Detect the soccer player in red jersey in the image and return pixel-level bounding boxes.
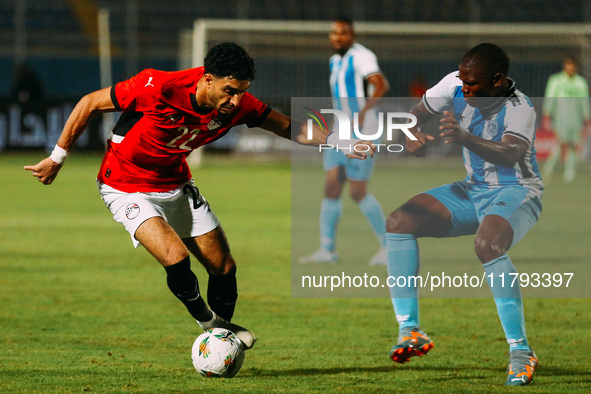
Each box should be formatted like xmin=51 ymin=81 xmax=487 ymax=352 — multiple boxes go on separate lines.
xmin=25 ymin=42 xmax=373 ymax=350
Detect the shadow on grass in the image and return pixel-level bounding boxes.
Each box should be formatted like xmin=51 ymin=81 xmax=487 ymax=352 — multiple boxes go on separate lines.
xmin=243 ymin=364 xmax=591 ymax=381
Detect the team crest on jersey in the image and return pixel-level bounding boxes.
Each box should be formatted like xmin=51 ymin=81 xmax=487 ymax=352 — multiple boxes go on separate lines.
xmin=125 ymin=203 xmax=140 ymax=220
xmin=207 ymin=117 xmax=223 ymax=130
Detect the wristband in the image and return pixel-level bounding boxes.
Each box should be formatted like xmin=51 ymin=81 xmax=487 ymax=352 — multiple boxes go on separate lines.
xmin=49 ymin=145 xmax=69 ymax=165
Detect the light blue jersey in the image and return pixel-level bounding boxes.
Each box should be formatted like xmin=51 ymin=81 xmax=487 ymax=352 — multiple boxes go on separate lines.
xmin=326 ymin=42 xmax=382 ymax=179
xmin=423 ymin=71 xmax=543 ymax=200
xmin=307 ymin=41 xmax=387 ymax=259
xmin=329 ymin=42 xmax=380 ymax=123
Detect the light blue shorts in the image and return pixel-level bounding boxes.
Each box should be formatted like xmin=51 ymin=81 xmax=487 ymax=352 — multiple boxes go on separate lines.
xmin=323 ymin=148 xmax=375 ymax=181
xmin=424 ymin=180 xmax=542 ymax=249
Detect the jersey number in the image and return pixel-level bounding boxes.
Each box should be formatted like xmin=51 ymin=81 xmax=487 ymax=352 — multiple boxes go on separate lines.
xmin=166 ymin=127 xmax=201 ymax=150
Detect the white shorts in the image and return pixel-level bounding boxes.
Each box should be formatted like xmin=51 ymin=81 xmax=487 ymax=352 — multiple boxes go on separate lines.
xmin=97 ymin=180 xmax=220 ymax=248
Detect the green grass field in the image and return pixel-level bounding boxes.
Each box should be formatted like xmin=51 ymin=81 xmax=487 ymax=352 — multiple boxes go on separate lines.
xmin=1 ymin=152 xmax=590 ymax=393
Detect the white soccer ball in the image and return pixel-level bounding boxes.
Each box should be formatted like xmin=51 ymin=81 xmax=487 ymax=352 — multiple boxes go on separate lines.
xmin=191 ymin=328 xmax=245 ymax=378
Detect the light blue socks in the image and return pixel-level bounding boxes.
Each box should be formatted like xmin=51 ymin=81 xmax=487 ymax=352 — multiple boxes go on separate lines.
xmin=387 ymin=236 xmax=530 ymax=352
xmin=484 ymin=255 xmax=530 ymax=351
xmin=320 ymin=198 xmax=342 ymax=252
xmin=386 ymin=233 xmax=420 ymax=329
xmin=358 ymin=194 xmax=386 ymax=247
xmin=320 ymin=194 xmax=385 ymax=251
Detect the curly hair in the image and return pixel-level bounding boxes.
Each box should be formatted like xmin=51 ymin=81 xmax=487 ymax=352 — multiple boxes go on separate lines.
xmin=204 ymin=42 xmax=256 ymax=81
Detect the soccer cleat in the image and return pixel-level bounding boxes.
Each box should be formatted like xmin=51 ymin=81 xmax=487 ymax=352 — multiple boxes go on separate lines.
xmin=389 ymin=327 xmax=434 ymax=363
xmin=506 ymin=349 xmax=538 ymax=386
xmin=198 ymin=311 xmax=256 ymax=350
xmin=368 ymin=247 xmax=388 ymax=266
xmin=299 ymin=248 xmax=338 ymax=264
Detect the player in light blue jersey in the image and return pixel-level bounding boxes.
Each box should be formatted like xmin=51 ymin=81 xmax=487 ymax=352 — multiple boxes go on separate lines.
xmin=386 ymin=43 xmax=541 ymax=386
xmin=300 ymin=18 xmax=390 ymax=266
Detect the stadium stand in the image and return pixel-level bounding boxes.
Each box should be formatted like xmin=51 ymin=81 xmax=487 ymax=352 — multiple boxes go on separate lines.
xmin=0 ymin=0 xmax=590 ymax=98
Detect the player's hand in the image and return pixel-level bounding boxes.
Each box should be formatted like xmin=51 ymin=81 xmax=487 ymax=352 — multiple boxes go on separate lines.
xmin=24 ymin=157 xmax=62 ymax=185
xmin=346 ymin=140 xmax=376 ymax=160
xmin=439 ymin=111 xmax=470 ymax=144
xmin=405 ymin=131 xmax=435 ymax=157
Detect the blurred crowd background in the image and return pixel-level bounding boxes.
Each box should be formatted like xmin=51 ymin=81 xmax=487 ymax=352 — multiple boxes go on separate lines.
xmin=1 ymin=0 xmax=590 ymax=154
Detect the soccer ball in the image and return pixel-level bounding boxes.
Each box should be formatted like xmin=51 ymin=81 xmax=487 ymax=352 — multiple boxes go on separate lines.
xmin=191 ymin=328 xmax=245 ymax=378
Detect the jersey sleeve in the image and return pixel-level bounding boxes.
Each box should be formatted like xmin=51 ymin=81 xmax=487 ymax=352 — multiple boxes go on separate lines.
xmin=236 ymin=92 xmax=271 ymax=128
xmin=354 ymin=48 xmax=380 ymax=78
xmin=503 ymin=97 xmax=536 ymax=146
xmin=423 ymin=71 xmax=461 ymax=114
xmin=111 ymin=68 xmax=160 ymax=112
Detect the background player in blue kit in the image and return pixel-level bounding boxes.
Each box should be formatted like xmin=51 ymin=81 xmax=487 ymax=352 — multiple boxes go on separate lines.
xmin=300 ymin=18 xmax=390 ymax=265
xmin=386 ymin=43 xmax=542 ymax=386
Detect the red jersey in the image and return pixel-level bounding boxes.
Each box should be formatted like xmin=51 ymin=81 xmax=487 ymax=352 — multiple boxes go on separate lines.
xmin=96 ymin=67 xmax=270 ymax=192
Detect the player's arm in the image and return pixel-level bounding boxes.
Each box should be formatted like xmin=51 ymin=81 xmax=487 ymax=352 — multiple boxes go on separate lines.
xmin=368 ymin=72 xmax=389 ymax=99
xmin=439 ymin=110 xmax=528 ymax=167
xmin=358 ymin=72 xmax=389 ymax=123
xmin=258 ymin=109 xmax=375 ymax=159
xmin=24 ymin=87 xmax=116 ymax=185
xmin=258 ymin=109 xmax=296 ymax=141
